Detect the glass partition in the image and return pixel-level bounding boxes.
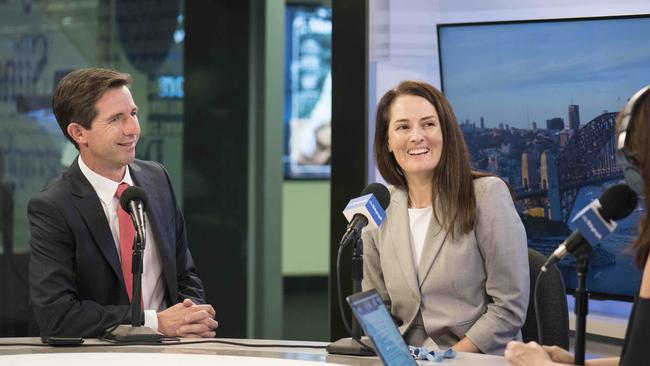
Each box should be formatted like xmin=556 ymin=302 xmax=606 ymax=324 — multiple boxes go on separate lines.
xmin=0 ymin=0 xmax=185 ymax=255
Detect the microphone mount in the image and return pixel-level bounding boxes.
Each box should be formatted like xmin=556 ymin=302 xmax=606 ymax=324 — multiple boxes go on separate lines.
xmin=104 ymin=185 xmax=161 ymax=342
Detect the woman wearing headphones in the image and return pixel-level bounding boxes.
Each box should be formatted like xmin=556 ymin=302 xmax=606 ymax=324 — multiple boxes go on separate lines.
xmin=505 ymin=85 xmax=650 ymax=366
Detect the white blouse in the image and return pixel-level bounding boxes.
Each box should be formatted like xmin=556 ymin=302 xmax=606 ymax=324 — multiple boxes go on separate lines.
xmin=408 ymin=205 xmax=433 ymax=268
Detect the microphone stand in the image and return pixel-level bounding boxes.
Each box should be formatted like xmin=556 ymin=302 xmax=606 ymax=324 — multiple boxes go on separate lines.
xmin=105 ymin=218 xmax=162 ymax=342
xmin=326 ymin=235 xmax=375 ymax=356
xmin=350 ymin=236 xmax=363 ymax=339
xmin=573 ymin=245 xmax=592 ymax=366
xmin=130 ymin=235 xmax=144 ymax=328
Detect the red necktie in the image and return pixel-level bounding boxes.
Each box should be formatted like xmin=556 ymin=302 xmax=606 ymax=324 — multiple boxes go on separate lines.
xmin=115 ymin=182 xmax=136 ymax=302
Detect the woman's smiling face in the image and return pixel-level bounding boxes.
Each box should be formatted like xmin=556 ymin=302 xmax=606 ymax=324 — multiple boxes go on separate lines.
xmin=387 ymin=94 xmax=443 ymax=182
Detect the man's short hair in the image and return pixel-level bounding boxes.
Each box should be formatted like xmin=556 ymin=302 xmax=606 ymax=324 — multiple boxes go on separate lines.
xmin=52 ymin=68 xmax=131 ymax=149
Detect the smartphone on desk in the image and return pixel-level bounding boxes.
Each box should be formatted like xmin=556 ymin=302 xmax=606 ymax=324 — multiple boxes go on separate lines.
xmin=41 ymin=336 xmax=84 ymax=346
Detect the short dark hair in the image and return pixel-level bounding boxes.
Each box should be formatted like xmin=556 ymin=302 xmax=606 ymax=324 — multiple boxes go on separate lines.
xmin=52 ymin=68 xmax=131 ymax=148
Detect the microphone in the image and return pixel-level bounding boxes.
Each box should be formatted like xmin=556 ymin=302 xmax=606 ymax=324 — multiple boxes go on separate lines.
xmin=119 ymin=186 xmax=148 ymax=246
xmin=339 ymin=183 xmax=391 ymax=247
xmin=105 ymin=185 xmax=162 ymax=341
xmin=541 ymin=183 xmax=637 ymax=272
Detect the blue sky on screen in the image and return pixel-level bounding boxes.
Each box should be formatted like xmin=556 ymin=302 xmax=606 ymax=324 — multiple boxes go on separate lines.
xmin=439 ymin=17 xmax=650 ymax=129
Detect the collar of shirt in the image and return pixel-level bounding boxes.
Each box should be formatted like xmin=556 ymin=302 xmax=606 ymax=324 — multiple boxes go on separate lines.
xmin=77 ymin=156 xmax=134 ymax=205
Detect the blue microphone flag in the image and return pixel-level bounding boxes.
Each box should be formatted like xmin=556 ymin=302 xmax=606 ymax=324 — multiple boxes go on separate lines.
xmin=570 ymin=199 xmax=616 ymax=246
xmin=343 ymin=193 xmax=386 ymax=231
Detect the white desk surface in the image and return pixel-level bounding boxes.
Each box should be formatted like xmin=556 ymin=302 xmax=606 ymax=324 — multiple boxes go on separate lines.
xmin=0 ymin=337 xmax=508 ymax=366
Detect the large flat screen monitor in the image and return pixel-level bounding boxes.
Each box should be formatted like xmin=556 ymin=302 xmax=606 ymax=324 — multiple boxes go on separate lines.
xmin=438 ymin=15 xmax=650 ymax=300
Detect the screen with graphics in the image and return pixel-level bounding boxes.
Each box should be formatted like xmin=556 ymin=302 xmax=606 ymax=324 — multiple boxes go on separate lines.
xmin=438 ymin=15 xmax=650 ymax=300
xmin=284 ymin=4 xmax=331 ymax=179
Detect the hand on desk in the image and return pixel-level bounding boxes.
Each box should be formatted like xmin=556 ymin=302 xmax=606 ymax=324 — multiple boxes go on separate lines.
xmin=157 ymin=299 xmax=218 ymax=338
xmin=505 ymin=341 xmax=573 ymax=366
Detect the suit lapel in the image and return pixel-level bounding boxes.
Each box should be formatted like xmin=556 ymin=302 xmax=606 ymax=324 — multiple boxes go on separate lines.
xmin=388 ymin=188 xmax=420 ymax=298
xmin=130 ymin=161 xmax=177 ymax=304
xmin=67 ymin=159 xmax=124 ymax=284
xmin=417 ymin=201 xmax=449 ymax=286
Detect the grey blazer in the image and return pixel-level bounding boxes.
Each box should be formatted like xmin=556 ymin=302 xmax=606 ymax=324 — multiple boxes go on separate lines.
xmin=362 ymin=176 xmax=529 ymax=355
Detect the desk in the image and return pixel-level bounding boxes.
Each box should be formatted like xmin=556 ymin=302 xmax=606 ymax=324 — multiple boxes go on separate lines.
xmin=0 ymin=338 xmax=508 ymax=365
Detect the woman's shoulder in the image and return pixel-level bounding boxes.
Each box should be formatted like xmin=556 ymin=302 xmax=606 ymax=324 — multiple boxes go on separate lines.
xmin=385 ymin=184 xmax=407 ymax=210
xmin=387 ymin=184 xmax=404 ymax=194
xmin=472 ymin=175 xmax=511 ymax=202
xmin=385 ymin=184 xmax=408 ymax=199
xmin=472 ymin=175 xmax=506 ymax=190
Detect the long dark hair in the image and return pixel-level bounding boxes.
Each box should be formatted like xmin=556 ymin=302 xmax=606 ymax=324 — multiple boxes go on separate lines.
xmin=619 ymin=91 xmax=650 ymax=269
xmin=374 ymin=80 xmax=488 ymax=235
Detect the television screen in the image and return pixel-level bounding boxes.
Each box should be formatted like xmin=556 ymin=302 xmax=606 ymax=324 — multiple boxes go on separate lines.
xmin=438 ymin=15 xmax=650 ymax=300
xmin=284 ymin=4 xmax=332 ymax=179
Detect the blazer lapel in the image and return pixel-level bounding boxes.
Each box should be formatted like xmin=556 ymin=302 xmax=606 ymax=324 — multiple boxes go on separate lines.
xmin=417 ymin=201 xmax=449 ymax=286
xmin=130 ymin=161 xmax=177 ymax=303
xmin=388 ymin=188 xmax=420 ymax=298
xmin=67 ymin=159 xmax=124 ymax=284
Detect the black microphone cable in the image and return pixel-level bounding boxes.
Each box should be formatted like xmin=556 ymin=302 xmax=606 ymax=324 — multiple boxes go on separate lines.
xmin=100 ymin=307 xmax=137 ymax=340
xmin=534 ymin=268 xmax=545 ymax=345
xmin=335 ymin=243 xmax=373 ymax=352
xmin=0 ymin=338 xmax=327 ymax=349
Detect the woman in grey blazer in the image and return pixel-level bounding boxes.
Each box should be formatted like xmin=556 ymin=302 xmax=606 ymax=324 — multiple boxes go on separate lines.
xmin=363 ymin=80 xmax=529 ymax=355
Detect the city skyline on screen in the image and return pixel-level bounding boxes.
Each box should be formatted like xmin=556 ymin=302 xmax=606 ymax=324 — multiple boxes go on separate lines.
xmin=439 ymin=17 xmax=650 ymax=129
xmin=438 ymin=15 xmax=650 ymax=299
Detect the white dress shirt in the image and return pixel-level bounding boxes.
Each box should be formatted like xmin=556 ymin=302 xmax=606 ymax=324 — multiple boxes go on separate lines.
xmin=78 ymin=156 xmax=165 ymax=330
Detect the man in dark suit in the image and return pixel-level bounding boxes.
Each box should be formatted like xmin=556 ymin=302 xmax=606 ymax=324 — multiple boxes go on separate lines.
xmin=29 ymin=68 xmax=218 ymax=338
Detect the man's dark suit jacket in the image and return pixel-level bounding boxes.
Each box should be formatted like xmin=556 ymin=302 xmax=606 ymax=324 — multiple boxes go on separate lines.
xmin=28 ymin=158 xmax=205 ymax=337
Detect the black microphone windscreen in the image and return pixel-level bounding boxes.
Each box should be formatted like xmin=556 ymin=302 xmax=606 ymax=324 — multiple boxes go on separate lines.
xmin=361 ymin=183 xmax=391 ymax=210
xmin=119 ymin=186 xmax=148 ymax=212
xmin=598 ymin=183 xmax=638 ymax=221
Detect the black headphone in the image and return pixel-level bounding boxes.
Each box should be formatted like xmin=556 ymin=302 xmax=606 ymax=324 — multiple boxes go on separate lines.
xmin=616 ymin=85 xmax=650 ymax=198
